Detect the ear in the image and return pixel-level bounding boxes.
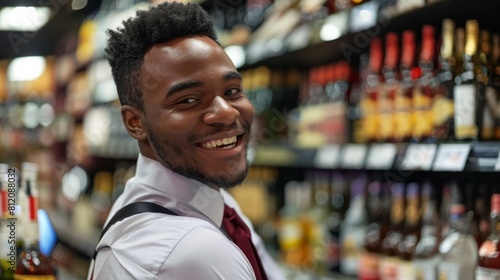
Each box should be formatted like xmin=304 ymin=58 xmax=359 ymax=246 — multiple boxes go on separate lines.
xmin=121 ymin=105 xmax=147 ymax=141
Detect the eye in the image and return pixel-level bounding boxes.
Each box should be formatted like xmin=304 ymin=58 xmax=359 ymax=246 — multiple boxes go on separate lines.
xmin=177 ymin=98 xmax=198 ymax=104
xmin=225 ymin=88 xmax=243 ymax=96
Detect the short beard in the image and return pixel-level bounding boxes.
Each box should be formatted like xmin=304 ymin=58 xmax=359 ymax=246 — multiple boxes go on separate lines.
xmin=147 ymin=127 xmax=249 ymax=189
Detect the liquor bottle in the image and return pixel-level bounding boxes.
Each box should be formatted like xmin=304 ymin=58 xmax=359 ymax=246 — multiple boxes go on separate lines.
xmin=412 ymin=25 xmax=436 ymax=142
xmin=476 ymin=194 xmax=500 ymax=279
xmin=379 ymin=183 xmax=406 ymax=280
xmin=0 ymin=164 xmax=13 ymax=280
xmin=277 ymin=181 xmax=307 ymax=267
xmin=438 ymin=202 xmax=478 ymax=280
xmin=325 ymin=171 xmax=349 ymax=273
xmin=358 ymin=180 xmax=389 ymax=280
xmin=491 ymin=34 xmax=500 ymax=140
xmin=479 ymin=30 xmax=496 ymax=140
xmin=14 ymin=164 xmax=56 ymax=279
xmin=433 ymin=19 xmax=455 ymax=142
xmin=414 ymin=181 xmax=441 ymax=280
xmin=378 ymin=33 xmax=400 ymax=143
xmin=305 ymin=170 xmax=331 ymax=273
xmin=395 ymin=30 xmax=416 ymax=142
xmin=396 ymin=183 xmax=421 ymax=279
xmin=339 ymin=174 xmax=368 ymax=276
xmin=356 ymin=37 xmax=383 ymax=143
xmin=454 ymin=20 xmax=481 ymax=141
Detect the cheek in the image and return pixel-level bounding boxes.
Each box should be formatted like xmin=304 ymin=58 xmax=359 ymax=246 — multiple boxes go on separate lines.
xmin=239 ymin=100 xmax=255 ymax=124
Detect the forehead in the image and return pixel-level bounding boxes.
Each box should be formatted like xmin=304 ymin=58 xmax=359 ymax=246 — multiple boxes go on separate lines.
xmin=142 ymin=35 xmax=234 ymax=76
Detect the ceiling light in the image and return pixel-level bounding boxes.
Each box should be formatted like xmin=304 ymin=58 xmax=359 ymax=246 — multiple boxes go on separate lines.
xmin=0 ymin=6 xmax=51 ymax=31
xmin=7 ymin=56 xmax=46 ymax=81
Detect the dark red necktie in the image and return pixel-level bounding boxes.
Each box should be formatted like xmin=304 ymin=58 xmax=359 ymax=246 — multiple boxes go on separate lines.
xmin=222 ymin=205 xmax=268 ymax=280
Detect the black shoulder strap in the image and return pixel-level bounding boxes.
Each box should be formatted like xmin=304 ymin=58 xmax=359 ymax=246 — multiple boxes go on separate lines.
xmin=93 ymin=202 xmax=178 ymax=260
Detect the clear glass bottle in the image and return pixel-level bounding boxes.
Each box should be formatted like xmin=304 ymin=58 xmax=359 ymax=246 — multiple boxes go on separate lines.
xmin=438 ymin=202 xmax=478 ymax=280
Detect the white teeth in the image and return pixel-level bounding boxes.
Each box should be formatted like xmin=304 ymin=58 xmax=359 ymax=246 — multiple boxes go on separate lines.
xmin=201 ymin=136 xmax=237 ymax=149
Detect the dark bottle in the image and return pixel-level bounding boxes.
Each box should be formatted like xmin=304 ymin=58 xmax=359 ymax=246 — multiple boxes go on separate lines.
xmin=396 ymin=183 xmax=422 ymax=278
xmin=379 ymin=183 xmax=406 ymax=279
xmin=476 ymin=194 xmax=500 ymax=278
xmin=358 ymin=180 xmax=387 ymax=280
xmin=325 ymin=171 xmax=349 ymax=272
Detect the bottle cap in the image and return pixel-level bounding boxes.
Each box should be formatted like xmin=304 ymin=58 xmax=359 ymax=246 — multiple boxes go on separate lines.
xmin=491 ymin=194 xmax=500 ymax=212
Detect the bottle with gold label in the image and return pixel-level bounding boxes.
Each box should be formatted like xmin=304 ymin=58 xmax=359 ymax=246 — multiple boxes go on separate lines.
xmin=453 ymin=20 xmax=482 ymax=141
xmin=433 ymin=19 xmax=456 ymax=142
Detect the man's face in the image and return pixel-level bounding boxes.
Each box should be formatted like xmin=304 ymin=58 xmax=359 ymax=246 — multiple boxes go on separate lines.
xmin=138 ymin=36 xmax=255 ymax=189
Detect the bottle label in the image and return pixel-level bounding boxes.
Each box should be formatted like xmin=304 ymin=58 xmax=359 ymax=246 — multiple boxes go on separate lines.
xmin=358 ymin=251 xmax=380 ymax=280
xmin=482 ymin=86 xmax=497 ymax=139
xmin=398 ymin=260 xmax=416 ymax=280
xmin=439 ymin=261 xmax=475 ymax=280
xmin=379 ymin=256 xmax=400 ymax=280
xmin=13 ymin=275 xmax=56 ymax=280
xmin=340 ymin=229 xmax=365 ymax=275
xmin=414 ymin=256 xmax=440 ymax=280
xmin=476 ymin=266 xmax=500 ymax=280
xmin=453 ymin=84 xmax=477 ymax=139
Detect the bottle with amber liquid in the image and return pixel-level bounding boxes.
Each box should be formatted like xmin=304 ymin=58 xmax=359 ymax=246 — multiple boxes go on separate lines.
xmin=476 ymin=194 xmax=500 ymax=279
xmin=379 ymin=183 xmax=406 ymax=279
xmin=14 ymin=180 xmax=56 ymax=280
xmin=454 ymin=20 xmax=482 ymax=141
xmin=395 ymin=30 xmax=416 ymax=142
xmin=378 ymin=33 xmax=400 ymax=143
xmin=412 ymin=25 xmax=436 ymax=142
xmin=396 ymin=183 xmax=422 ymax=279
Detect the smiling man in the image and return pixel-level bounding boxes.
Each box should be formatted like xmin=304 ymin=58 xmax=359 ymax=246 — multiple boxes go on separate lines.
xmin=88 ymin=2 xmax=284 ymax=280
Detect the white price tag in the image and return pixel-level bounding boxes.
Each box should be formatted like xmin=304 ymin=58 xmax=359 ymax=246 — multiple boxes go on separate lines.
xmin=432 ymin=143 xmax=471 ymax=171
xmin=366 ymin=143 xmax=397 ymax=170
xmin=495 ymin=152 xmax=500 ymax=171
xmin=313 ymin=145 xmax=341 ymax=169
xmin=340 ymin=144 xmax=368 ymax=169
xmin=401 ymin=144 xmax=437 ymax=171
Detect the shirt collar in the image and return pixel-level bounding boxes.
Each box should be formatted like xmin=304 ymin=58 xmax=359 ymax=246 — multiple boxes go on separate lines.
xmin=133 ymin=153 xmax=225 ymax=227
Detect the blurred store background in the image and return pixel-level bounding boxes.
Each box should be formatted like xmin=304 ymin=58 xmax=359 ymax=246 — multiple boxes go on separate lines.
xmin=2 ymin=0 xmax=500 ymax=279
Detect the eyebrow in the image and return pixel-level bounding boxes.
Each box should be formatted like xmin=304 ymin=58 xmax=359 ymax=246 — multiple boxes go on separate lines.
xmin=166 ymin=71 xmax=242 ymax=97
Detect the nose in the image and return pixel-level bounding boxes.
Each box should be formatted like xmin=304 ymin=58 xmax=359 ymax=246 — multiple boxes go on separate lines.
xmin=203 ymin=96 xmax=240 ymax=125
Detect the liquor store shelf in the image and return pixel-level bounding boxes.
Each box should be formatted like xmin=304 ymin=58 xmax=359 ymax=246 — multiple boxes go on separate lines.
xmin=250 ymin=141 xmax=500 ymax=172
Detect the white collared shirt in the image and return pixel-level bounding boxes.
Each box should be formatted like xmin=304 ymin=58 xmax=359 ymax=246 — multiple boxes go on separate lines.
xmin=88 ymin=154 xmax=285 ymax=280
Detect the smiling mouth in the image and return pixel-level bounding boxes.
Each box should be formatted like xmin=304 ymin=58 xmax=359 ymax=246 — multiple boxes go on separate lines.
xmin=199 ymin=135 xmax=239 ymax=149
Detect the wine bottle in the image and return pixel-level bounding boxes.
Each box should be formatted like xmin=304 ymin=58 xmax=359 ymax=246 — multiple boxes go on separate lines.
xmin=378 ymin=33 xmax=400 ymax=143
xmin=454 ymin=20 xmax=481 ymax=141
xmin=414 ymin=182 xmax=441 ymax=280
xmin=339 ymin=174 xmax=368 ymax=276
xmin=395 ymin=30 xmax=416 ymax=143
xmin=476 ymin=194 xmax=500 ymax=279
xmin=433 ymin=19 xmax=456 ymax=142
xmin=379 ymin=183 xmax=406 ymax=280
xmin=412 ymin=25 xmax=436 ymax=142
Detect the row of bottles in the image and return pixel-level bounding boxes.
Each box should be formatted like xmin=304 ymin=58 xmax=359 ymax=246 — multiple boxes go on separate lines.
xmin=355 ymin=18 xmax=500 ymax=143
xmin=266 ymin=169 xmax=500 ymax=279
xmin=0 ymin=162 xmax=56 ymax=279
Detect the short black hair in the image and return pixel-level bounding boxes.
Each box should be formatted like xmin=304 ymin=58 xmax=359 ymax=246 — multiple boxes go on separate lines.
xmin=105 ymin=2 xmax=218 ymax=109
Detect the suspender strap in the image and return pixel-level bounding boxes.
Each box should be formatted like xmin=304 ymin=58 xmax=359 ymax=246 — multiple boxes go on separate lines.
xmin=92 ymin=202 xmax=178 ymax=260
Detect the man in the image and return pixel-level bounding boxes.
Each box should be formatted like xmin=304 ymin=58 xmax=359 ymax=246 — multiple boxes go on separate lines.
xmin=88 ymin=2 xmax=284 ymax=280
